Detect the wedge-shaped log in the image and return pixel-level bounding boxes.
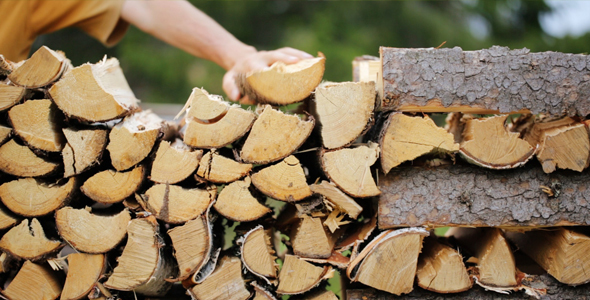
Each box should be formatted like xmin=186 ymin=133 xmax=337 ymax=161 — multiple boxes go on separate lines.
xmin=0 ymin=205 xmax=18 ymax=230
xmin=107 ymin=110 xmax=165 ymax=171
xmin=168 ymin=215 xmax=212 ymax=281
xmin=0 ymin=125 xmax=11 ymax=145
xmin=310 ymin=181 xmax=362 ymax=219
xmin=304 ymin=290 xmax=339 ymax=300
xmin=0 ymin=218 xmax=63 ymax=261
xmin=276 ymin=254 xmax=332 ymax=295
xmin=506 ymin=228 xmax=590 ymax=285
xmin=321 ymin=143 xmax=380 ymax=198
xmin=104 ymin=216 xmax=175 ymax=296
xmin=380 ymin=113 xmax=459 ymax=173
xmin=446 ymin=227 xmax=517 ymax=288
xmin=55 ymin=207 xmax=131 ymax=253
xmin=239 ymin=226 xmax=277 ymax=283
xmin=315 ymin=81 xmax=375 ymax=149
xmin=8 ymin=99 xmax=65 ymax=152
xmin=189 ymin=256 xmax=251 ymax=300
xmin=181 ymin=88 xmax=255 ymax=148
xmin=8 ymin=46 xmax=68 ymax=88
xmin=0 ymin=139 xmax=59 ymax=177
xmin=252 ymin=155 xmax=312 ymax=202
xmin=2 ymin=261 xmax=62 ymax=300
xmin=241 ymin=105 xmax=314 ymax=164
xmin=137 ymin=183 xmax=214 ymax=224
xmin=0 ymin=82 xmax=25 ymax=112
xmin=215 ymin=177 xmax=271 ymax=222
xmin=251 ymin=281 xmax=277 ymax=300
xmin=380 ymin=46 xmax=590 ymax=116
xmin=291 ymin=215 xmax=340 ymax=259
xmin=416 ymin=236 xmax=472 ymax=293
xmin=347 ymin=228 xmax=428 ymax=296
xmin=62 ymin=127 xmax=108 ymax=177
xmin=0 ymin=177 xmax=77 ymax=217
xmin=196 ymin=151 xmax=252 ymax=183
xmin=239 ymin=57 xmax=325 ymax=105
xmin=62 ymin=253 xmax=105 ymax=300
xmin=81 ymin=165 xmax=144 ymax=204
xmin=150 ymin=140 xmax=202 ymax=184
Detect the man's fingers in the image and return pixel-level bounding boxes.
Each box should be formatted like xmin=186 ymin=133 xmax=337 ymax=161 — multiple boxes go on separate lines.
xmin=277 ymin=47 xmax=314 ymax=59
xmin=222 ymin=70 xmax=240 ymax=101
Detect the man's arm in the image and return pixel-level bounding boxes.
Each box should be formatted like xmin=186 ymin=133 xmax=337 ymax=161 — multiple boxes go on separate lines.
xmin=120 ymin=0 xmax=312 ymax=103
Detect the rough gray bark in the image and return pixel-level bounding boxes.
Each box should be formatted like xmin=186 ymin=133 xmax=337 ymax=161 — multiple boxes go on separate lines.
xmin=380 ymin=46 xmax=590 ymax=116
xmin=378 ymin=164 xmax=590 ymax=229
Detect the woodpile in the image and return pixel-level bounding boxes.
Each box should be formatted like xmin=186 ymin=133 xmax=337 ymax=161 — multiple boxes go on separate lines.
xmin=0 ymin=44 xmax=589 ymax=300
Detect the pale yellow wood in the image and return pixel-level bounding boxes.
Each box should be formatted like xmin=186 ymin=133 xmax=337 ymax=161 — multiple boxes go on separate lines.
xmin=0 ymin=177 xmax=76 ymax=217
xmin=241 ymin=226 xmax=277 ymax=280
xmin=276 ymin=254 xmax=329 ymax=295
xmin=0 ymin=218 xmax=62 ymax=260
xmin=196 ymin=151 xmax=252 ymax=183
xmin=81 ymin=165 xmax=145 ymax=204
xmin=241 ymin=105 xmax=314 ymax=164
xmin=310 ymin=181 xmax=362 ymax=219
xmin=62 ymin=253 xmax=105 ymax=300
xmin=8 ymin=46 xmax=67 ymax=88
xmin=251 ymin=155 xmax=312 ymax=202
xmin=49 ymin=57 xmax=138 ymax=122
xmin=354 ymin=58 xmax=380 ymax=83
xmin=189 ymin=256 xmax=251 ymax=300
xmin=62 ymin=127 xmax=108 ymax=177
xmin=291 ymin=215 xmax=336 ymax=259
xmin=0 ymin=139 xmax=59 ymax=177
xmin=150 ymin=140 xmax=202 ymax=184
xmin=215 ymin=177 xmax=271 ymax=222
xmin=0 ymin=125 xmax=11 ymax=145
xmin=416 ymin=237 xmax=472 ymax=293
xmin=55 ymin=207 xmax=131 ymax=253
xmin=0 ymin=205 xmax=18 ymax=230
xmin=8 ymin=99 xmax=65 ymax=152
xmin=3 ymin=260 xmax=62 ymax=300
xmin=0 ymin=82 xmax=25 ymax=111
xmin=140 ymin=184 xmax=214 ymax=224
xmin=251 ymin=281 xmax=277 ymax=300
xmin=168 ymin=216 xmax=211 ymax=281
xmin=304 ymin=290 xmax=339 ymax=300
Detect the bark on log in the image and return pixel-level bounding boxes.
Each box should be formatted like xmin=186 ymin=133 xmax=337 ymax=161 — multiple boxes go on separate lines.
xmin=380 ymin=46 xmax=590 ymax=116
xmin=378 ymin=164 xmax=590 ymax=228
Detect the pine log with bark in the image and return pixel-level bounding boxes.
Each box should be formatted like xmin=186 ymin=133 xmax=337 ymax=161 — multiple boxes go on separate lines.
xmin=0 ymin=177 xmax=77 ymax=217
xmin=8 ymin=46 xmax=68 ymax=88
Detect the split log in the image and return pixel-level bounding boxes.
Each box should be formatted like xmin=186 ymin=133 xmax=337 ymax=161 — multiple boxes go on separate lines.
xmin=80 ymin=165 xmax=145 ymax=204
xmin=251 ymin=155 xmax=312 ymax=202
xmin=251 ymin=281 xmax=277 ymax=300
xmin=446 ymin=227 xmax=517 ymax=288
xmin=1 ymin=260 xmax=62 ymax=300
xmin=188 ymin=256 xmax=251 ymax=300
xmin=168 ymin=215 xmax=212 ymax=281
xmin=8 ymin=46 xmax=68 ymax=88
xmin=107 ymin=110 xmax=165 ymax=171
xmin=214 ymin=177 xmax=271 ymax=222
xmin=352 ymin=55 xmax=380 ymax=83
xmin=506 ymin=228 xmax=590 ymax=285
xmin=62 ymin=253 xmax=105 ymax=300
xmin=55 ymin=207 xmax=131 ymax=253
xmin=241 ymin=105 xmax=314 ymax=164
xmin=62 ymin=127 xmax=108 ymax=177
xmin=8 ymin=99 xmax=65 ymax=152
xmin=137 ymin=183 xmax=214 ymax=224
xmin=380 ymin=113 xmax=459 ymax=173
xmin=150 ymin=140 xmax=202 ymax=184
xmin=0 ymin=177 xmax=77 ymax=217
xmin=321 ymin=143 xmax=380 ymax=198
xmin=276 ymin=254 xmax=333 ymax=295
xmin=346 ymin=228 xmax=428 ymax=296
xmin=0 ymin=205 xmax=18 ymax=230
xmin=49 ymin=57 xmax=139 ymax=122
xmin=195 ymin=151 xmax=252 ymax=183
xmin=0 ymin=54 xmax=14 ymax=76
xmin=104 ymin=216 xmax=175 ymax=296
xmin=378 ymin=164 xmax=590 ymax=228
xmin=379 ymin=46 xmax=590 ymax=116
xmin=238 ymin=56 xmax=325 ymax=105
xmin=291 ymin=215 xmax=340 ymax=259
xmin=335 ymin=215 xmax=377 ymax=259
xmin=0 ymin=252 xmax=13 ymax=273
xmin=314 ymin=81 xmax=375 ymax=149
xmin=416 ymin=236 xmax=472 ymax=293
xmin=0 ymin=139 xmax=60 ymax=177
xmin=310 ymin=181 xmax=362 ymax=219
xmin=460 ymin=115 xmax=535 ymax=169
xmin=180 ymin=88 xmax=255 ymax=148
xmin=239 ymin=225 xmax=277 ymax=283
xmin=0 ymin=82 xmax=25 ymax=111
xmin=0 ymin=218 xmax=63 ymax=261
xmin=0 ymin=124 xmax=11 ymax=145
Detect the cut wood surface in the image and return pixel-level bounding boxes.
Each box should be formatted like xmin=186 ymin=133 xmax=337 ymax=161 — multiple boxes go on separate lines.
xmin=0 ymin=82 xmax=25 ymax=111
xmin=168 ymin=215 xmax=211 ymax=281
xmin=380 ymin=113 xmax=459 ymax=173
xmin=62 ymin=253 xmax=105 ymax=300
xmin=107 ymin=110 xmax=164 ymax=171
xmin=241 ymin=105 xmax=314 ymax=164
xmin=276 ymin=254 xmax=331 ymax=295
xmin=0 ymin=177 xmax=76 ymax=217
xmin=314 ymin=81 xmax=375 ymax=149
xmin=352 ymin=55 xmax=380 ymax=83
xmin=138 ymin=183 xmax=214 ymax=224
xmin=506 ymin=228 xmax=590 ymax=285
xmin=310 ymin=180 xmax=362 ymax=219
xmin=380 ymin=46 xmax=590 ymax=116
xmin=0 ymin=125 xmax=11 ymax=145
xmin=214 ymin=177 xmax=271 ymax=222
xmin=238 ymin=56 xmax=325 ymax=105
xmin=291 ymin=214 xmax=340 ymax=258
xmin=2 ymin=260 xmax=62 ymax=300
xmin=0 ymin=54 xmax=13 ymax=76
xmin=80 ymin=165 xmax=145 ymax=204
xmin=189 ymin=256 xmax=251 ymax=300
xmin=181 ymin=88 xmax=255 ymax=148
xmin=8 ymin=99 xmax=65 ymax=152
xmin=0 ymin=205 xmax=18 ymax=230
xmin=0 ymin=218 xmax=62 ymax=260
xmin=8 ymin=46 xmax=67 ymax=88
xmin=195 ymin=151 xmax=252 ymax=183
xmin=251 ymin=155 xmax=312 ymax=202
xmin=240 ymin=225 xmax=277 ymax=282
xmin=321 ymin=143 xmax=381 ymax=198
xmin=251 ymin=281 xmax=277 ymax=300
xmin=460 ymin=115 xmax=535 ymax=169
xmin=49 ymin=57 xmax=138 ymax=122
xmin=150 ymin=140 xmax=202 ymax=184
xmin=416 ymin=236 xmax=472 ymax=293
xmin=0 ymin=139 xmax=60 ymax=177
xmin=62 ymin=127 xmax=108 ymax=177
xmin=378 ymin=164 xmax=590 ymax=228
xmin=55 ymin=207 xmax=131 ymax=253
